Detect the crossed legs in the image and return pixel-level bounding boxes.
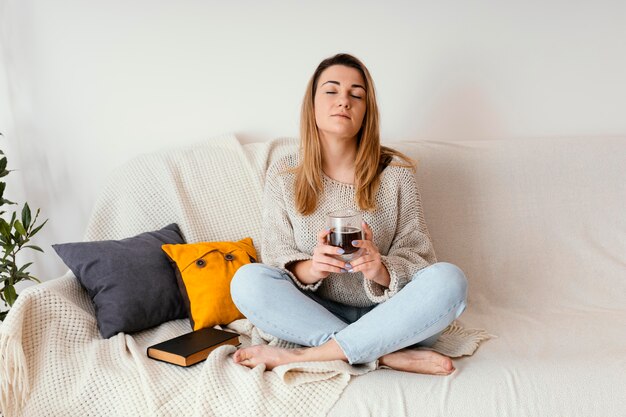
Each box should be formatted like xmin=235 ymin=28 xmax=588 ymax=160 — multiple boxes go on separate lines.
xmin=230 ymin=262 xmax=467 ymax=375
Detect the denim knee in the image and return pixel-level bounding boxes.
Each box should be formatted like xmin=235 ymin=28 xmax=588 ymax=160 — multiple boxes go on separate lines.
xmin=230 ymin=263 xmax=269 ymax=310
xmin=412 ymin=262 xmax=468 ymax=306
xmin=432 ymin=262 xmax=468 ymax=306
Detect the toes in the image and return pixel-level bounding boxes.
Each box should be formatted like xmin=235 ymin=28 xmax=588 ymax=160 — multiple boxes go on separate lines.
xmin=438 ymin=361 xmax=455 ymax=375
xmin=233 ymin=350 xmax=255 ymax=368
xmin=239 ymin=358 xmax=255 ymax=368
xmin=234 ymin=347 xmax=265 ymax=368
xmin=233 ymin=348 xmax=251 ymax=363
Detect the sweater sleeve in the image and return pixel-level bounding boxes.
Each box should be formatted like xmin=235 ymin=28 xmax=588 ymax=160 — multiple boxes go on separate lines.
xmin=260 ymin=162 xmax=323 ymax=291
xmin=363 ymin=168 xmax=437 ymax=303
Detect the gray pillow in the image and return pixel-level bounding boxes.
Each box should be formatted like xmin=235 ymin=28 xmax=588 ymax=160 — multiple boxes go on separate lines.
xmin=52 ymin=223 xmax=187 ymax=338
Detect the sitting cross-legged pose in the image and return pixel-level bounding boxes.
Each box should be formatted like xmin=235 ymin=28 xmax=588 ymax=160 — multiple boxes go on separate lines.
xmin=230 ymin=53 xmax=468 ymax=375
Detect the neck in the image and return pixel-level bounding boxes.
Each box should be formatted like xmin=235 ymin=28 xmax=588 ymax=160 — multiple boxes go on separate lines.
xmin=319 ymin=132 xmax=358 ymax=183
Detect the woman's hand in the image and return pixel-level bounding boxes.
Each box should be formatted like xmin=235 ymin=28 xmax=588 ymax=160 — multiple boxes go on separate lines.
xmin=288 ymin=228 xmax=350 ymax=284
xmin=310 ymin=228 xmax=351 ymax=279
xmin=348 ymin=222 xmax=391 ymax=288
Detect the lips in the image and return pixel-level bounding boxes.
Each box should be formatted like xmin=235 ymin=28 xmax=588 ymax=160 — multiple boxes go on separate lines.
xmin=332 ymin=113 xmax=351 ymax=119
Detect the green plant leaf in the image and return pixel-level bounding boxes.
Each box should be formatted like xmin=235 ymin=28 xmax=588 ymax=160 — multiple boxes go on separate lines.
xmin=0 ymin=218 xmax=10 ymax=237
xmin=29 ymin=218 xmax=48 ymax=238
xmin=16 ymin=271 xmax=28 ymax=280
xmin=27 ymin=275 xmax=41 ymax=284
xmin=17 ymin=262 xmax=33 ymax=273
xmin=0 ymin=142 xmax=46 ymax=315
xmin=22 ymin=203 xmax=31 ymax=229
xmin=1 ymin=244 xmax=15 ymax=259
xmin=4 ymin=284 xmax=17 ymax=306
xmin=0 ymin=198 xmax=16 ymax=205
xmin=24 ymin=245 xmax=44 ymax=252
xmin=14 ymin=220 xmax=26 ymax=236
xmin=10 ymin=211 xmax=16 ymax=226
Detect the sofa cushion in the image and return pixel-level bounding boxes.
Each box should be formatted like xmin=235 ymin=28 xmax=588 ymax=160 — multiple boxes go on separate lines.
xmin=162 ymin=238 xmax=257 ymax=331
xmin=52 ymin=223 xmax=187 ymax=338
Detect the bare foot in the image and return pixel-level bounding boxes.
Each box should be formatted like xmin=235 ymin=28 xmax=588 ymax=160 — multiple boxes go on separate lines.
xmin=378 ymin=349 xmax=455 ymax=375
xmin=233 ymin=345 xmax=305 ymax=370
xmin=234 ymin=339 xmax=348 ymax=370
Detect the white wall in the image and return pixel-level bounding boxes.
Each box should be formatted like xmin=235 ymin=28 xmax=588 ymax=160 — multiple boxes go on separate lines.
xmin=1 ymin=0 xmax=625 ymax=282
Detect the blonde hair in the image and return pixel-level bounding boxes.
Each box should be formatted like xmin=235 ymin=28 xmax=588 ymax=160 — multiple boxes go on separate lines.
xmin=294 ymin=53 xmax=414 ymax=215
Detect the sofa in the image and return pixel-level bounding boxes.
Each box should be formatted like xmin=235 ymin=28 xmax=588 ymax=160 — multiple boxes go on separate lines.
xmin=1 ymin=134 xmax=625 ymax=417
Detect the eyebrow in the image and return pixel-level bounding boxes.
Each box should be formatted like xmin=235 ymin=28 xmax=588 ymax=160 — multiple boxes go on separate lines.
xmin=321 ymin=80 xmax=366 ymax=91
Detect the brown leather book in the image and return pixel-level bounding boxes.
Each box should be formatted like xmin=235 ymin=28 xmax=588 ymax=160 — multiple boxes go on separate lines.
xmin=147 ymin=327 xmax=240 ymax=367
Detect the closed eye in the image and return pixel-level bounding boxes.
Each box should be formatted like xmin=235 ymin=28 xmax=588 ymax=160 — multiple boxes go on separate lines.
xmin=351 ymin=94 xmax=363 ymax=99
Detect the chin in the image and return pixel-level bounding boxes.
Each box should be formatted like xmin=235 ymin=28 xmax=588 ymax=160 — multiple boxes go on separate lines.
xmin=320 ymin=127 xmax=359 ymax=139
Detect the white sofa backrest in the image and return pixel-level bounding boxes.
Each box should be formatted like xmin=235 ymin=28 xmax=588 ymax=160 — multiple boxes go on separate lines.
xmin=85 ymin=135 xmax=626 ymax=313
xmin=392 ymin=137 xmax=626 ymax=313
xmin=84 ymin=134 xmax=266 ymax=248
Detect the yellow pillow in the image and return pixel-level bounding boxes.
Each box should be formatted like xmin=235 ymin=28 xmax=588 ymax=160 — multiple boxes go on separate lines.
xmin=162 ymin=237 xmax=257 ymax=331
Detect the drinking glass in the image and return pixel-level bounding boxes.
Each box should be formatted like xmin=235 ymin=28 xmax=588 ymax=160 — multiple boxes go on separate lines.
xmin=326 ymin=209 xmax=363 ymax=262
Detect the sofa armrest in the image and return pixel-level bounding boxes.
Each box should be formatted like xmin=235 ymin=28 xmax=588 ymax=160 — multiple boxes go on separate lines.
xmin=36 ymin=271 xmax=94 ymax=316
xmin=0 ymin=271 xmax=94 ymax=415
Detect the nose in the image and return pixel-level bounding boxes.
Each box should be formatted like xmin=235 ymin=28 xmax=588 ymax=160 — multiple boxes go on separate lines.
xmin=337 ymin=93 xmax=350 ymax=109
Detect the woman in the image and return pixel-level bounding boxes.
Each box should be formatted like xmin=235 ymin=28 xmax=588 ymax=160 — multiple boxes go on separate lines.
xmin=230 ymin=53 xmax=467 ymax=375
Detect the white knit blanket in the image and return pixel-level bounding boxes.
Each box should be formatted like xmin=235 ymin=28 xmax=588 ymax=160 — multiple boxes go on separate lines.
xmin=0 ymin=134 xmax=491 ymax=416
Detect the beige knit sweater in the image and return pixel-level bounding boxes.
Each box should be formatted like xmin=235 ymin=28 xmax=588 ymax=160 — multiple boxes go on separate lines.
xmin=262 ymin=153 xmax=438 ymax=307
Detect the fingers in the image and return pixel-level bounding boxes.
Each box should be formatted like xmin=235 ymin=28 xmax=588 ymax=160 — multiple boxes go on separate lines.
xmin=311 ymin=253 xmax=348 ymax=275
xmin=362 ymin=221 xmax=373 ymax=241
xmin=351 ymin=237 xmax=376 ymax=254
xmin=312 ymin=253 xmax=348 ymax=274
xmin=316 ymin=243 xmax=346 ymax=258
xmin=348 ymin=236 xmax=381 ymax=273
xmin=313 ymin=228 xmax=347 ymax=274
xmin=314 ymin=226 xmax=379 ymax=276
xmin=350 ymin=222 xmax=374 ymax=256
xmin=317 ymin=228 xmax=332 ymax=245
xmin=348 ymin=252 xmax=382 ymax=273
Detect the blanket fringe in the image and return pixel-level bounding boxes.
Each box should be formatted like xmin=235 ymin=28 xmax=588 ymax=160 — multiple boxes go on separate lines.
xmin=0 ymin=331 xmax=29 ymax=416
xmin=427 ymin=321 xmax=497 ymax=358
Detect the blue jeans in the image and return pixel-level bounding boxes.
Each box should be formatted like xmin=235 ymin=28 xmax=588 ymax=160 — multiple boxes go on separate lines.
xmin=230 ymin=262 xmax=468 ymax=364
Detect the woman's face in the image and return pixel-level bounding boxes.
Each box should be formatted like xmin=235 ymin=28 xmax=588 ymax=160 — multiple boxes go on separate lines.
xmin=314 ymin=65 xmax=367 ymax=143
